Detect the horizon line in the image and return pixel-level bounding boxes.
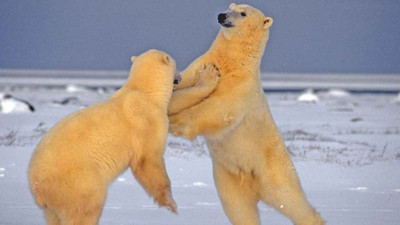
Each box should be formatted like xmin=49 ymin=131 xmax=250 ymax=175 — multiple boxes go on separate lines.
xmin=1 ymin=68 xmax=400 ymax=77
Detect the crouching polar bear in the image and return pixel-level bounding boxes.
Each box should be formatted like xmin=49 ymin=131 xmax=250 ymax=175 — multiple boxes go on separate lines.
xmin=169 ymin=4 xmax=325 ymax=225
xmin=28 ymin=49 xmax=219 ymax=225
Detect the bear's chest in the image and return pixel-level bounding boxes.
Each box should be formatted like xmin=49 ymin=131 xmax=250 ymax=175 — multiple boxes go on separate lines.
xmin=205 ymin=113 xmax=267 ymax=175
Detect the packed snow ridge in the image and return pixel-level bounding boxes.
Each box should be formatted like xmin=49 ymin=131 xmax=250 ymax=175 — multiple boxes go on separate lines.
xmin=0 ymin=92 xmax=35 ymax=114
xmin=297 ymin=89 xmax=319 ymax=102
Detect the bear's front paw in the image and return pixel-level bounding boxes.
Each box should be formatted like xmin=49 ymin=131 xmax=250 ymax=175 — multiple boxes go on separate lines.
xmin=155 ymin=188 xmax=177 ymax=214
xmin=196 ymin=64 xmax=220 ymax=90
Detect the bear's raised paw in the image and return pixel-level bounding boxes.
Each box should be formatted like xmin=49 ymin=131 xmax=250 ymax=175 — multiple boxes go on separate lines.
xmin=196 ymin=64 xmax=220 ymax=89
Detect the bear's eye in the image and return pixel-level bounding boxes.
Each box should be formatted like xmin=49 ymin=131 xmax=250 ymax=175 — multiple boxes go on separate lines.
xmin=240 ymin=12 xmax=246 ymax=17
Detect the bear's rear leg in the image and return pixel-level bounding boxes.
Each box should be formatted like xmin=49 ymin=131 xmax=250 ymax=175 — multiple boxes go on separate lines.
xmin=213 ymin=161 xmax=260 ymax=225
xmin=53 ymin=178 xmax=106 ymax=225
xmin=61 ymin=211 xmax=102 ymax=225
xmin=44 ymin=209 xmax=61 ymax=225
xmin=57 ymin=199 xmax=104 ymax=225
xmin=260 ymin=146 xmax=324 ymax=225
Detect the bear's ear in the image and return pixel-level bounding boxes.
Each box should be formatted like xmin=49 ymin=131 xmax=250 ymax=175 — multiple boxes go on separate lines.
xmin=229 ymin=3 xmax=236 ymax=9
xmin=131 ymin=56 xmax=137 ymax=63
xmin=263 ymin=17 xmax=273 ymax=29
xmin=162 ymin=55 xmax=171 ymax=65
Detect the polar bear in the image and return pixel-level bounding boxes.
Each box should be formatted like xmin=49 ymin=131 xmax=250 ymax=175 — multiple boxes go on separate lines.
xmin=29 ymin=49 xmax=184 ymax=225
xmin=169 ymin=64 xmax=220 ymax=116
xmin=169 ymin=4 xmax=325 ymax=225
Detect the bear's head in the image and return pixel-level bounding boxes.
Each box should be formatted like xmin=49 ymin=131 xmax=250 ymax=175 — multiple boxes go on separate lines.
xmin=217 ymin=3 xmax=273 ymax=40
xmin=130 ymin=49 xmax=181 ymax=86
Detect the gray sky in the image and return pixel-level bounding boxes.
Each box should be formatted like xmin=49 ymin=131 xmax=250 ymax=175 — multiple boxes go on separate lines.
xmin=1 ymin=0 xmax=399 ymax=73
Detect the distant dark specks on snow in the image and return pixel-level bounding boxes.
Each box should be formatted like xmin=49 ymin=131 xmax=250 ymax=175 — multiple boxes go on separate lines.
xmin=52 ymin=96 xmax=80 ymax=106
xmin=351 ymin=117 xmax=363 ymax=123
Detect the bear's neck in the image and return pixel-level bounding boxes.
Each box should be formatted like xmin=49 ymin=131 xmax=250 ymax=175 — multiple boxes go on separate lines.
xmin=119 ymin=73 xmax=173 ymax=108
xmin=208 ymin=30 xmax=269 ymax=74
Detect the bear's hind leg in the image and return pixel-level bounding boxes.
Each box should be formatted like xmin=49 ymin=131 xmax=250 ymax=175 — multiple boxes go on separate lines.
xmin=61 ymin=209 xmax=102 ymax=225
xmin=44 ymin=208 xmax=61 ymax=225
xmin=58 ymin=196 xmax=105 ymax=225
xmin=56 ymin=176 xmax=107 ymax=225
xmin=260 ymin=145 xmax=324 ymax=225
xmin=213 ymin=161 xmax=260 ymax=225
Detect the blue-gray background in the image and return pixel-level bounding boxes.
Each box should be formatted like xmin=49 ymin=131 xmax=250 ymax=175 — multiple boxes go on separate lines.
xmin=1 ymin=0 xmax=399 ymax=73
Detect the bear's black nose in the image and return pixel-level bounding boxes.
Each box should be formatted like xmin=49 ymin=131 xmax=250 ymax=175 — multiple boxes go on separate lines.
xmin=218 ymin=13 xmax=227 ymax=24
xmin=173 ymin=77 xmax=181 ymax=84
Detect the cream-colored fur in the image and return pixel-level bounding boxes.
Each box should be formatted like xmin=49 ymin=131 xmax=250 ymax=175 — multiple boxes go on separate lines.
xmin=28 ymin=49 xmax=179 ymax=225
xmin=168 ymin=64 xmax=220 ymax=116
xmin=169 ymin=4 xmax=325 ymax=225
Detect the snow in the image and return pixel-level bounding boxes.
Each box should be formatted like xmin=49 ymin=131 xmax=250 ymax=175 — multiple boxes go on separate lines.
xmin=393 ymin=92 xmax=400 ymax=103
xmin=0 ymin=85 xmax=399 ymax=224
xmin=325 ymin=88 xmax=351 ymax=97
xmin=297 ymin=89 xmax=319 ymax=102
xmin=0 ymin=93 xmax=34 ymax=114
xmin=65 ymin=84 xmax=91 ymax=93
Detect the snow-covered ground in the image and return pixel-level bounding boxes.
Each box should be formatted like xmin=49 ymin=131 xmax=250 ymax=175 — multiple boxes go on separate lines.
xmin=0 ymin=85 xmax=399 ymax=224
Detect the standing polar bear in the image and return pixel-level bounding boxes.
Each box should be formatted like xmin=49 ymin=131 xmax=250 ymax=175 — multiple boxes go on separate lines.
xmin=28 ymin=49 xmax=184 ymax=225
xmin=169 ymin=4 xmax=325 ymax=225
